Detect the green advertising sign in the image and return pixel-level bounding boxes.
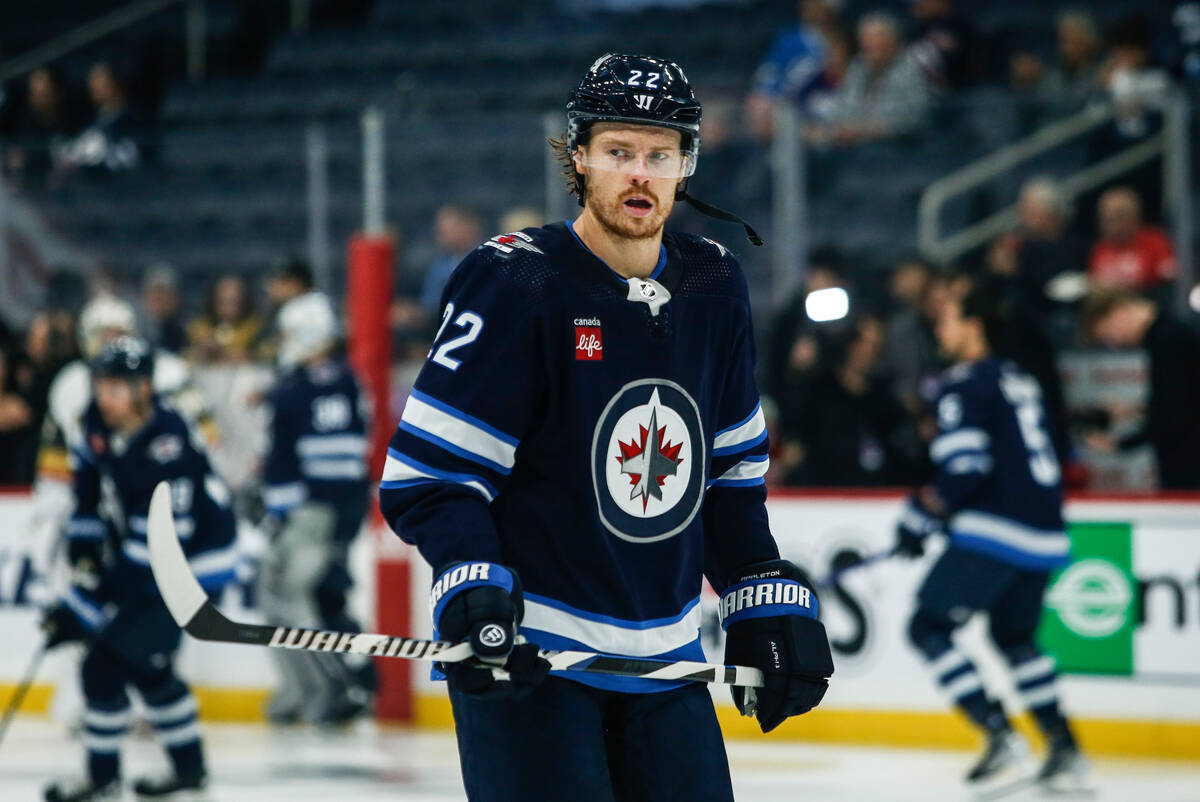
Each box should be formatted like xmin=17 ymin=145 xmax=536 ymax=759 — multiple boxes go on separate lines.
xmin=1037 ymin=522 xmax=1137 ymax=675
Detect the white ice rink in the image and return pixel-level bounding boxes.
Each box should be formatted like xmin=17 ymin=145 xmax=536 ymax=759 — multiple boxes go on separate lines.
xmin=2 ymin=718 xmax=1198 ymax=801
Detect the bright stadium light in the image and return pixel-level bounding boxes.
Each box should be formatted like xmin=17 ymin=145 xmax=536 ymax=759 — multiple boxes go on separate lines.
xmin=1190 ymin=284 xmax=1200 ymax=313
xmin=805 ymin=287 xmax=850 ymax=323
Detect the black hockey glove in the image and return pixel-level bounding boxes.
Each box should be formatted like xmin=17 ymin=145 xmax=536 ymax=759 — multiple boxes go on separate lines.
xmin=431 ymin=562 xmax=550 ymax=700
xmin=721 ymin=560 xmax=834 ymax=733
xmin=894 ymin=492 xmax=943 ymax=560
xmin=41 ymin=603 xmax=89 ymax=650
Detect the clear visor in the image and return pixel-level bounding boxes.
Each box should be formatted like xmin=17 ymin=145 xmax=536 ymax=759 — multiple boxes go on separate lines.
xmin=575 ymin=144 xmax=697 ymax=179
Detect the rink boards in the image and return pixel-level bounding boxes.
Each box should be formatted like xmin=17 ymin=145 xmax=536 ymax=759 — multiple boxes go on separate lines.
xmin=2 ymin=489 xmax=1198 ymax=757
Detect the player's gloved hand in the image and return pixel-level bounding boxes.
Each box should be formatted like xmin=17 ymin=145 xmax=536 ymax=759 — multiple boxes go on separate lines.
xmin=67 ymin=536 xmax=104 ymax=592
xmin=41 ymin=603 xmax=89 ymax=650
xmin=432 ymin=562 xmax=550 ymax=700
xmin=894 ymin=492 xmax=943 ymax=560
xmin=721 ymin=560 xmax=834 ymax=733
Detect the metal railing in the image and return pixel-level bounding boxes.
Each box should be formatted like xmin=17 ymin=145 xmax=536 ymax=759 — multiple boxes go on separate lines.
xmin=919 ymin=92 xmax=1195 ymax=312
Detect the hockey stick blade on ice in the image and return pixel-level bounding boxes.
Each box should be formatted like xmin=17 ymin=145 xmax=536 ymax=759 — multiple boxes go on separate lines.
xmin=146 ymin=482 xmax=764 ymax=689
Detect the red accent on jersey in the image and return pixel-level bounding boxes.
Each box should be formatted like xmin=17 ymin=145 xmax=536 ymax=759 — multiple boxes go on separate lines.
xmin=575 ymin=326 xmax=603 ymax=361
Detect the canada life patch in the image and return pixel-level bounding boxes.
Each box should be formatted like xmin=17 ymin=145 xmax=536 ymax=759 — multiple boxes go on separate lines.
xmin=591 ymin=379 xmax=706 ymax=543
xmin=575 ymin=317 xmax=602 ymax=361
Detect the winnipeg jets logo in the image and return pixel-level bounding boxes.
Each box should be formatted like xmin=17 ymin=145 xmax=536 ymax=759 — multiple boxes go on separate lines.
xmin=483 ymin=231 xmax=544 ymax=255
xmin=616 ymin=401 xmax=684 ymax=512
xmin=592 ymin=380 xmax=705 ymax=543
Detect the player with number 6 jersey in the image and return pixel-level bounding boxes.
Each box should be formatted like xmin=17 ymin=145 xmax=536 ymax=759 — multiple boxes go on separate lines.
xmin=380 ymin=53 xmax=833 ymax=801
xmin=894 ymin=279 xmax=1087 ymax=795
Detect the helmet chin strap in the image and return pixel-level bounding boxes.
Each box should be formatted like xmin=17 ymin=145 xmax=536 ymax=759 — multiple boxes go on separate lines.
xmin=574 ymin=168 xmax=764 ymax=246
xmin=676 ymin=189 xmax=764 ymax=247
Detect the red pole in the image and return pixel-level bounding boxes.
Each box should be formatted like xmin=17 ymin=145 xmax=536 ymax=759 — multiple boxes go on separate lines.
xmin=346 ymin=233 xmax=413 ymax=722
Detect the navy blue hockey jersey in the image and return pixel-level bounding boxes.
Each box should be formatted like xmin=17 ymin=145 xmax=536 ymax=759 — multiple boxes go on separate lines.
xmin=929 ymin=358 xmax=1068 ymax=571
xmin=380 ymin=222 xmax=779 ymax=693
xmin=64 ymin=397 xmax=237 ymax=631
xmin=262 ymin=359 xmax=369 ymax=519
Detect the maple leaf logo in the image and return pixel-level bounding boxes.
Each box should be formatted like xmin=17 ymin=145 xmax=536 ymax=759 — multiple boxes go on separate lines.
xmin=615 ymin=405 xmax=685 ymax=511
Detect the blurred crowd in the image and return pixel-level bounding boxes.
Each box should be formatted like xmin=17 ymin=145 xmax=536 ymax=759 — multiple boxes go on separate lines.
xmin=745 ymin=0 xmax=1188 ymax=146
xmin=0 ymin=59 xmax=149 ymax=187
xmin=759 ymin=183 xmax=1200 ymax=490
xmin=0 ymin=255 xmax=315 ymax=486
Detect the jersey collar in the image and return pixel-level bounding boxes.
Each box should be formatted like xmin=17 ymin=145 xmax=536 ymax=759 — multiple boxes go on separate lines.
xmin=565 ymin=220 xmax=667 ymax=286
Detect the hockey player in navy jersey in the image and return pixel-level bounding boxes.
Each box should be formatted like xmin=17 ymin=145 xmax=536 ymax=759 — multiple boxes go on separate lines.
xmin=40 ymin=337 xmax=236 ymax=802
xmin=380 ymin=54 xmax=833 ymax=801
xmin=895 ymin=282 xmax=1086 ymax=792
xmin=259 ymin=291 xmax=375 ymax=723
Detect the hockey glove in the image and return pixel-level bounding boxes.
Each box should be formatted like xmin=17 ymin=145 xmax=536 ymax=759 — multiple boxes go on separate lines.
xmin=721 ymin=560 xmax=834 ymax=733
xmin=41 ymin=603 xmax=90 ymax=650
xmin=431 ymin=562 xmax=550 ymax=700
xmin=894 ymin=492 xmax=944 ymax=559
xmin=66 ymin=529 xmax=105 ymax=592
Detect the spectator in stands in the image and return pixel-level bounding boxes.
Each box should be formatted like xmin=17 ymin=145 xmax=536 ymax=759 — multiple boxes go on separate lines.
xmin=1081 ymin=288 xmax=1200 ymax=489
xmin=0 ymin=313 xmax=71 ymax=484
xmin=0 ymin=346 xmax=35 ymax=484
xmin=141 ymin=263 xmax=187 ymax=354
xmin=57 ymin=61 xmax=146 ymax=175
xmin=1045 ymin=10 xmax=1104 ymax=105
xmin=987 ymin=177 xmax=1086 ymax=337
xmin=777 ymin=315 xmax=917 ymax=486
xmin=763 ymin=247 xmax=849 ymax=405
xmin=810 ymin=11 xmax=930 ymax=146
xmin=1166 ymin=1 xmax=1200 ymax=81
xmin=1099 ymin=15 xmax=1169 ymax=140
xmin=907 ymin=0 xmax=978 ymax=90
xmin=745 ymin=0 xmax=846 ymax=139
xmin=881 ymin=256 xmax=939 ymax=415
xmin=1088 ymin=186 xmax=1176 ymax=299
xmin=187 ymin=275 xmax=262 ymax=363
xmin=2 ymin=66 xmax=83 ymax=185
xmin=805 ymin=27 xmax=855 ymax=123
xmin=418 ymin=204 xmax=484 ymax=316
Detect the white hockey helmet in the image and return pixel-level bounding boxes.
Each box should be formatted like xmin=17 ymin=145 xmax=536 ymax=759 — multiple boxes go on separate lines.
xmin=277 ymin=291 xmax=339 ymax=369
xmin=79 ymin=294 xmax=138 ymax=358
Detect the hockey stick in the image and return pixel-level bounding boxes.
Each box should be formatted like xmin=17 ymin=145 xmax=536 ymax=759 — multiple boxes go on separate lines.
xmin=816 ymin=548 xmax=894 ymax=588
xmin=146 ymin=483 xmax=764 ymax=689
xmin=0 ymin=644 xmax=46 ymax=748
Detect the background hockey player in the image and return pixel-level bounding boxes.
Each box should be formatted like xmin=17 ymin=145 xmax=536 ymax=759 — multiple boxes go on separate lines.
xmin=29 ymin=294 xmax=211 ymax=728
xmin=258 ymin=291 xmax=375 ymax=724
xmin=40 ymin=336 xmax=236 ymax=801
xmin=895 ymin=280 xmax=1086 ymax=792
xmin=380 ymin=54 xmax=833 ymax=801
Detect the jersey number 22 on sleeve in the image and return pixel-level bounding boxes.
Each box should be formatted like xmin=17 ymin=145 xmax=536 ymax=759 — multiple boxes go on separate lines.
xmin=430 ymin=302 xmax=484 ymax=371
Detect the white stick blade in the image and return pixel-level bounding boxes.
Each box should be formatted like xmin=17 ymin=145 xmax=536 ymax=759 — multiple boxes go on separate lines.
xmin=148 ymin=480 xmax=209 ymax=626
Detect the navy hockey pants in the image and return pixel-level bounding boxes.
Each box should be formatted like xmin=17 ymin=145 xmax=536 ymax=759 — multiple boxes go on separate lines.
xmin=908 ymin=546 xmax=1067 ymax=734
xmin=449 ymin=677 xmax=734 ymax=802
xmin=81 ymin=595 xmax=204 ymax=782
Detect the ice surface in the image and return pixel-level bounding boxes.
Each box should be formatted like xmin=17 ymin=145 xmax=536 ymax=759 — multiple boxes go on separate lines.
xmin=1 ymin=718 xmax=1197 ymax=801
